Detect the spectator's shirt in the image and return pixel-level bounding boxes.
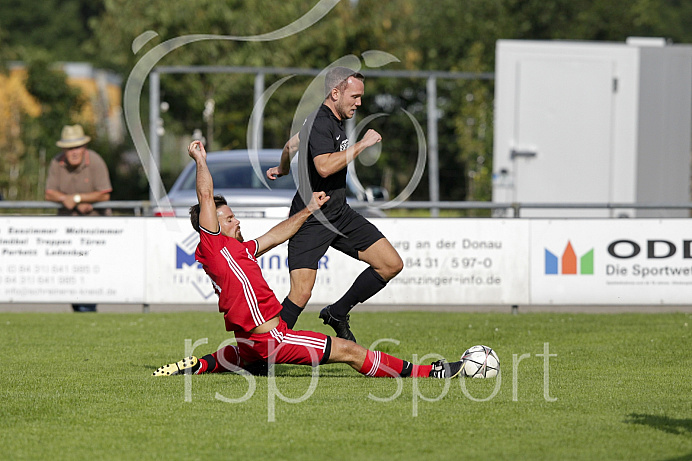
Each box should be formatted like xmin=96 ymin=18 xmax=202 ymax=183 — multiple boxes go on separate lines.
xmin=45 ymin=149 xmax=112 ymax=216
xmin=195 ymin=228 xmax=282 ymax=333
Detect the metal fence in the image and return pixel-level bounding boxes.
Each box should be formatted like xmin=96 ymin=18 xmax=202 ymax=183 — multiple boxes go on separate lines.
xmin=148 ymin=65 xmax=496 ymax=216
xmin=3 ymin=200 xmax=692 ymax=217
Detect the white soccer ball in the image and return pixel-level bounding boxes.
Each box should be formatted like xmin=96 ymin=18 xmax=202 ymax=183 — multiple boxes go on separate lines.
xmin=461 ymin=345 xmax=500 ymax=378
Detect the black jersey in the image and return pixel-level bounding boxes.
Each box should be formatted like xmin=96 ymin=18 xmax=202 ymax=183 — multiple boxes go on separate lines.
xmin=290 ymin=104 xmax=350 ymax=220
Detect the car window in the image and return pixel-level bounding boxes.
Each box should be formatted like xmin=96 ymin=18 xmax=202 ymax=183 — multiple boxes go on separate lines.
xmin=179 ymin=162 xmax=296 ymax=191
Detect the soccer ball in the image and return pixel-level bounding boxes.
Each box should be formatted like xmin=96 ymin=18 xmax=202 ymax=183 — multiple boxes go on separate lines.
xmin=461 ymin=345 xmax=500 ymax=378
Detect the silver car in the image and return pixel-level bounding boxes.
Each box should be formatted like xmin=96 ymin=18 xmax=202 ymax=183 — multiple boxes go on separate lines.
xmin=155 ymin=149 xmax=387 ymax=218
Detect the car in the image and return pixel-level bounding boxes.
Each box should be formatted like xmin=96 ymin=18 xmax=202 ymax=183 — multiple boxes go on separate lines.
xmin=154 ymin=149 xmax=387 ymax=218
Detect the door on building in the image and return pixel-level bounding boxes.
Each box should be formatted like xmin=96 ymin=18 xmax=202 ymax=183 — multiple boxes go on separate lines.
xmin=511 ymin=57 xmax=615 ymax=215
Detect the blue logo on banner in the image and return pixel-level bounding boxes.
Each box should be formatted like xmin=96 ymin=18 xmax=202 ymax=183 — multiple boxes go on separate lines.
xmin=175 ymin=232 xmax=214 ymax=299
xmin=176 ymin=245 xmax=199 ymax=269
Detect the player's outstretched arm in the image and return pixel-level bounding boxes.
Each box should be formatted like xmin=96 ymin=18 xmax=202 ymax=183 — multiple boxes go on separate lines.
xmin=266 ymin=133 xmax=300 ymax=180
xmin=255 ymin=191 xmax=329 ymax=257
xmin=188 ymin=141 xmax=219 ymax=233
xmin=312 ymin=129 xmax=381 ymax=178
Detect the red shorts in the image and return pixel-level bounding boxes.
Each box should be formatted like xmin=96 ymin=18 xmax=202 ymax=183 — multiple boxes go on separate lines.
xmin=235 ymin=318 xmax=331 ymax=366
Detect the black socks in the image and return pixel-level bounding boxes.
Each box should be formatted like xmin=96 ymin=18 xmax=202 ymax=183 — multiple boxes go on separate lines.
xmin=280 ymin=297 xmax=303 ymax=329
xmin=200 ymin=353 xmax=216 ymax=373
xmin=330 ymin=267 xmax=387 ymax=319
xmin=281 ymin=268 xmax=388 ymax=327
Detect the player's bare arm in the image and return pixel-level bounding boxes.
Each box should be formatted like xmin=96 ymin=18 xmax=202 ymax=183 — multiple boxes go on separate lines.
xmin=188 ymin=141 xmax=219 ymax=233
xmin=312 ymin=129 xmax=382 ymax=178
xmin=266 ymin=132 xmax=300 ymax=180
xmin=255 ymin=191 xmax=329 ymax=257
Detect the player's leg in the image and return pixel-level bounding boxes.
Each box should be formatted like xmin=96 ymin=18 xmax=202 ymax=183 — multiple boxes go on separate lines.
xmin=281 ymin=222 xmax=334 ymax=329
xmin=285 ymin=269 xmax=315 ymax=308
xmin=266 ymin=321 xmax=429 ymax=378
xmin=280 ymin=268 xmax=318 ymax=329
xmin=357 ymin=237 xmax=404 ymax=282
xmin=326 ymin=337 xmax=464 ymax=379
xmin=152 ymin=345 xmax=268 ymax=376
xmin=196 ymin=345 xmax=242 ymax=373
xmin=326 ymin=238 xmax=402 ymax=320
xmin=321 ymin=211 xmax=403 ymax=341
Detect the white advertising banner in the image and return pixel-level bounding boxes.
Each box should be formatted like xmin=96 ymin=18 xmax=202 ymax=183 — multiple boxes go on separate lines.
xmin=529 ymin=219 xmax=692 ymax=304
xmin=144 ymin=217 xmax=299 ymax=305
xmin=142 ymin=218 xmax=530 ymax=306
xmin=367 ymin=219 xmax=529 ymax=305
xmin=4 ymin=216 xmax=691 ymax=306
xmin=0 ymin=217 xmax=146 ymax=303
xmin=144 ymin=217 xmax=215 ymax=305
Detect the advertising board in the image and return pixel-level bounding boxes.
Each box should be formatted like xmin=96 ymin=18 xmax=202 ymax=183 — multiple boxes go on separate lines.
xmin=530 ymin=219 xmax=692 ymax=304
xmin=0 ymin=217 xmax=146 ymax=303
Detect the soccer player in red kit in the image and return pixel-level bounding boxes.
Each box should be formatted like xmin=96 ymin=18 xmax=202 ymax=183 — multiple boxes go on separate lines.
xmin=153 ymin=141 xmax=463 ymax=379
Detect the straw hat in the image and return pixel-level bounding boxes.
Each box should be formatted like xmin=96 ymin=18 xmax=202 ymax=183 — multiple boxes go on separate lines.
xmin=56 ymin=124 xmax=91 ymax=148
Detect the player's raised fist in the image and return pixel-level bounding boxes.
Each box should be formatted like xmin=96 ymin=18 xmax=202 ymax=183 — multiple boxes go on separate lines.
xmin=361 ymin=129 xmax=382 ymax=148
xmin=188 ymin=140 xmax=206 ymax=159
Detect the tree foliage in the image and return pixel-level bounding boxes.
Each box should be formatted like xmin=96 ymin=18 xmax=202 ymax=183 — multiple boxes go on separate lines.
xmin=0 ymin=0 xmax=103 ymax=61
xmin=3 ymin=0 xmax=692 ymax=202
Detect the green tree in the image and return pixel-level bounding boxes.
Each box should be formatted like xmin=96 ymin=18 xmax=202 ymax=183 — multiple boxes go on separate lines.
xmin=0 ymin=0 xmax=104 ymax=61
xmin=16 ymin=59 xmax=84 ymax=200
xmin=56 ymin=0 xmax=692 ymax=202
xmin=86 ymin=1 xmax=373 ymax=188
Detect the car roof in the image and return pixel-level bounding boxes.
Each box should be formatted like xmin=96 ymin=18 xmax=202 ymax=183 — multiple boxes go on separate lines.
xmin=204 ymin=149 xmax=282 ymax=162
xmin=169 ymin=148 xmax=286 ymax=192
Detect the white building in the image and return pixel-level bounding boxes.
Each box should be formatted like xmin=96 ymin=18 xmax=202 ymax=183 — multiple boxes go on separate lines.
xmin=492 ymin=38 xmax=692 ymax=217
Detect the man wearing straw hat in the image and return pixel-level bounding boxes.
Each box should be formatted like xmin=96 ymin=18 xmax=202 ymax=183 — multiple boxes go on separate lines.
xmin=45 ymin=124 xmax=113 ymax=313
xmin=45 ymin=124 xmax=112 ymax=217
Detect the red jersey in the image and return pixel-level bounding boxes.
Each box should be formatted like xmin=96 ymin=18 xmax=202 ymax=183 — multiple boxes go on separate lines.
xmin=195 ymin=228 xmax=282 ymax=333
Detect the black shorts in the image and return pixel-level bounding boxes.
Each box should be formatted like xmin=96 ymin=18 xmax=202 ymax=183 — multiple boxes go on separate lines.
xmin=288 ymin=206 xmax=385 ymax=271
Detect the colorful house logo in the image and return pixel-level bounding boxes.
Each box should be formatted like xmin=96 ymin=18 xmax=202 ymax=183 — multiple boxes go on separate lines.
xmin=545 ymin=241 xmax=594 ymax=275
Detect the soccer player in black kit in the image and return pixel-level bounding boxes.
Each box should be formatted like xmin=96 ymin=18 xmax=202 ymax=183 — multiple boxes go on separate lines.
xmin=267 ymin=67 xmax=403 ymax=343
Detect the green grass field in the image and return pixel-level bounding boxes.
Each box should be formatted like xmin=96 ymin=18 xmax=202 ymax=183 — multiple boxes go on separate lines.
xmin=1 ymin=310 xmax=690 ymax=460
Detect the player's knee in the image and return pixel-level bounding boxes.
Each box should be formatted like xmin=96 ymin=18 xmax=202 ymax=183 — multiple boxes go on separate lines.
xmin=288 ymin=289 xmax=312 ymax=307
xmin=329 ymin=337 xmax=366 ymax=364
xmin=391 ymin=255 xmax=404 ymax=276
xmin=382 ymin=255 xmax=404 ymax=281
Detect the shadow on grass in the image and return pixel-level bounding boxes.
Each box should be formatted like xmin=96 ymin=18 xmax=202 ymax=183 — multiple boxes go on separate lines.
xmin=625 ymin=414 xmax=692 ymax=461
xmin=660 ymin=454 xmax=692 ymax=461
xmin=143 ymin=364 xmax=356 ymax=378
xmin=625 ymin=413 xmax=692 ymax=436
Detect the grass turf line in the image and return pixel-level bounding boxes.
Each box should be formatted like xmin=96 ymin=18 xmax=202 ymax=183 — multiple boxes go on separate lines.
xmin=0 ymin=311 xmax=691 ymax=460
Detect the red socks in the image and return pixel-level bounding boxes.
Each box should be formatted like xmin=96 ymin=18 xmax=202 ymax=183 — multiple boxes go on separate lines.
xmin=411 ymin=364 xmax=433 ymax=378
xmin=358 ymin=350 xmax=434 ymax=378
xmin=359 ymin=350 xmax=401 ymax=377
xmin=197 ymin=345 xmax=242 ymax=374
